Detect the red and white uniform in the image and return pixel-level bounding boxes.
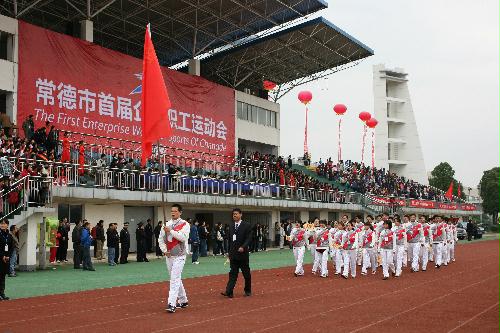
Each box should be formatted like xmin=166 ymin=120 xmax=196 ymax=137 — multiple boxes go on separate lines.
xmin=406 ymin=221 xmax=425 ymax=272
xmin=361 ymin=229 xmax=377 ymax=275
xmin=431 ymin=222 xmax=447 ymax=267
xmin=333 ymin=229 xmax=345 ymax=275
xmin=342 ymin=230 xmax=359 ymax=278
xmin=158 ymin=218 xmax=190 ymax=307
xmin=392 ymin=225 xmax=407 ymax=277
xmin=291 ymin=227 xmax=307 ymax=276
xmin=420 ymin=223 xmax=432 ymax=270
xmin=315 ymin=228 xmax=330 ymax=277
xmin=378 ymin=229 xmax=396 ymax=278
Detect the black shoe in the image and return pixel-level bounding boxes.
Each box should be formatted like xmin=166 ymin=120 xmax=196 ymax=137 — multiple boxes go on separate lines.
xmin=294 ymin=273 xmax=298 ymax=277
xmin=220 ymin=292 xmax=233 ymax=298
xmin=144 ymin=259 xmax=150 ymax=262
xmin=166 ymin=304 xmax=176 ymax=313
xmin=244 ymin=292 xmax=252 ymax=297
xmin=435 ymin=265 xmax=441 ymax=269
xmin=0 ymin=294 xmax=10 ymax=300
xmin=382 ymin=277 xmax=388 ymax=280
xmin=176 ymin=302 xmax=189 ymax=309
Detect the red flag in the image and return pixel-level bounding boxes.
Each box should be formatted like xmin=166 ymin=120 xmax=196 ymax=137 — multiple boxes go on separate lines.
xmin=457 ymin=183 xmax=461 ymax=198
xmin=445 ymin=181 xmax=454 ymax=200
xmin=141 ymin=24 xmax=172 ymax=165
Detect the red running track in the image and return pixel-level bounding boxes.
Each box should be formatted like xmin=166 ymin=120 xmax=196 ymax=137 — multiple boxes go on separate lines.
xmin=0 ymin=240 xmax=498 ymax=333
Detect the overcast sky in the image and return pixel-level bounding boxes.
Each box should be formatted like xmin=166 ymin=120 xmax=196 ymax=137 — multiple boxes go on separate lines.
xmin=279 ymin=0 xmax=499 ymax=187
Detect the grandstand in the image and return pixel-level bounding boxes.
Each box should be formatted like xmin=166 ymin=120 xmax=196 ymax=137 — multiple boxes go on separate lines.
xmin=0 ymin=1 xmax=481 ymax=272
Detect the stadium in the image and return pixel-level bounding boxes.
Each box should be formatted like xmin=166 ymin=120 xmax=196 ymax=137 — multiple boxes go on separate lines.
xmin=0 ymin=1 xmax=498 ymax=332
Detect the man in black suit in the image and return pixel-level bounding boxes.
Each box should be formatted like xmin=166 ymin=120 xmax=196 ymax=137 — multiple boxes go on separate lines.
xmin=221 ymin=208 xmax=252 ymax=298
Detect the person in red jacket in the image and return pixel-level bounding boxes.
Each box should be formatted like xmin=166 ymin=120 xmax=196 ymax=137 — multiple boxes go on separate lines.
xmin=78 ymin=141 xmax=85 ymax=176
xmin=60 ymin=132 xmax=71 ymax=163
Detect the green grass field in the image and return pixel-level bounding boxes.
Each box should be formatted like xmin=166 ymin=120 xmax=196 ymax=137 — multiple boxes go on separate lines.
xmin=7 ymin=234 xmax=498 ymax=300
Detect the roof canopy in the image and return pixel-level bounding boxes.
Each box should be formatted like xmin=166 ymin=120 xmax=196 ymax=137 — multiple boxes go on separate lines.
xmin=1 ymin=0 xmax=327 ymax=66
xmin=198 ymin=17 xmax=374 ymax=100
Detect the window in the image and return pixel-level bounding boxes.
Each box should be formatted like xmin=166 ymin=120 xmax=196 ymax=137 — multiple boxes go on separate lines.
xmin=258 ymin=108 xmax=266 ymax=125
xmin=236 ymin=101 xmax=278 ymax=128
xmin=58 ymin=204 xmax=83 ymax=223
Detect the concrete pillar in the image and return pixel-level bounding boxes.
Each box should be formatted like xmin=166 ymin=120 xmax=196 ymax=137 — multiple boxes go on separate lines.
xmin=188 ymin=59 xmax=200 ymax=76
xmin=18 ymin=213 xmax=43 ymax=271
xmin=270 ymin=210 xmax=280 ymax=246
xmin=80 ymin=20 xmax=93 ymax=43
xmin=319 ymin=210 xmax=328 ymax=221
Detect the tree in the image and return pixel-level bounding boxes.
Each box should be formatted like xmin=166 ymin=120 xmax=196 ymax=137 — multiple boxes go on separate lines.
xmin=479 ymin=167 xmax=499 ymax=223
xmin=428 ymin=162 xmax=465 ymax=199
xmin=429 ymin=162 xmax=455 ymax=191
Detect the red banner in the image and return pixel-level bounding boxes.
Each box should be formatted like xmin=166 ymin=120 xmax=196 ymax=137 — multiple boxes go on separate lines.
xmin=374 ymin=197 xmax=406 ymax=206
xmin=409 ymin=200 xmax=436 ymax=209
xmin=438 ymin=203 xmax=458 ymax=210
xmin=460 ymin=204 xmax=477 ymax=211
xmin=17 ymin=21 xmax=235 ymax=159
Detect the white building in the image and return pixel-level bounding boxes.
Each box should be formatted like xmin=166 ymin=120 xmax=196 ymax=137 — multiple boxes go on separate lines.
xmin=373 ymin=64 xmax=428 ymax=184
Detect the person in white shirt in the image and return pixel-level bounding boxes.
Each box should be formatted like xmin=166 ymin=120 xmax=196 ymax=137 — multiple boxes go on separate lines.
xmin=342 ymin=220 xmax=359 ymax=279
xmin=333 ymin=222 xmax=346 ymax=275
xmin=158 ymin=203 xmax=191 ymax=313
xmin=361 ymin=222 xmax=377 ymax=275
xmin=309 ymin=218 xmax=320 ymax=274
xmin=430 ymin=215 xmax=447 ymax=268
xmin=290 ymin=222 xmax=308 ymax=277
xmin=392 ymin=217 xmax=406 ymax=277
xmin=328 ymin=221 xmax=339 ymax=271
xmin=378 ymin=220 xmax=396 ymax=280
xmin=315 ymin=220 xmax=330 ymax=278
xmin=420 ymin=216 xmax=432 ymax=271
xmin=448 ymin=219 xmax=458 ymax=262
xmin=406 ymin=213 xmax=425 ymax=272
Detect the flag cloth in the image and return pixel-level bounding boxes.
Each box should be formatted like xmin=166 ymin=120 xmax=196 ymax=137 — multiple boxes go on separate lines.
xmin=445 ymin=181 xmax=454 ymax=200
xmin=141 ymin=25 xmax=172 ymax=165
xmin=457 ymin=183 xmax=461 ymax=198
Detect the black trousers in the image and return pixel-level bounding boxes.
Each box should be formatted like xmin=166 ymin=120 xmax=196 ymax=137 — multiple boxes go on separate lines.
xmin=120 ymin=246 xmax=129 ymax=263
xmin=0 ymin=271 xmax=6 ymax=295
xmin=467 ymin=233 xmax=472 ymax=241
xmin=225 ymin=256 xmax=251 ymax=295
xmin=73 ymin=243 xmax=82 ymax=268
xmin=114 ymin=245 xmax=119 ymax=264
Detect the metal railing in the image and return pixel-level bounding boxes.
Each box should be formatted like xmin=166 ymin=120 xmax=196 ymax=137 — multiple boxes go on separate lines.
xmin=1 ymin=175 xmax=53 ymax=221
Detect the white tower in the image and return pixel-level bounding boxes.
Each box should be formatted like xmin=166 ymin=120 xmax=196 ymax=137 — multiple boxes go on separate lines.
xmin=372 ymin=64 xmax=428 ymax=185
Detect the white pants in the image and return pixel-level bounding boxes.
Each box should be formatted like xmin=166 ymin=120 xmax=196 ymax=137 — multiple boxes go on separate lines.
xmin=279 ymin=236 xmax=284 ymax=249
xmin=403 ymin=245 xmax=408 ymax=267
xmin=313 ymin=248 xmax=324 ymax=274
xmin=449 ymin=241 xmax=455 ymax=261
xmin=293 ymin=246 xmax=305 ymax=275
xmin=420 ymin=243 xmax=430 ymax=270
xmin=408 ymin=242 xmax=421 ymax=271
xmin=335 ymin=249 xmax=344 ymax=274
xmin=330 ymin=248 xmax=337 ymax=269
xmin=166 ymin=255 xmax=188 ymax=306
xmin=342 ymin=249 xmax=357 ymax=278
xmin=362 ymin=248 xmax=377 ymax=274
xmin=433 ymin=242 xmax=443 ymax=266
xmin=316 ymin=249 xmax=329 ymax=276
xmin=394 ymin=245 xmax=405 ymax=276
xmin=310 ymin=244 xmax=319 ymax=273
xmin=356 ymin=248 xmax=363 ymax=266
xmin=381 ymin=249 xmax=395 ymax=278
xmin=442 ymin=242 xmax=449 ymax=264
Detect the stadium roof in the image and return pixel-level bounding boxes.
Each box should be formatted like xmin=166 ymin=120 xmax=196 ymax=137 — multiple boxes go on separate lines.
xmin=199 ymin=16 xmax=374 ymax=100
xmin=0 ymin=0 xmax=328 ymax=66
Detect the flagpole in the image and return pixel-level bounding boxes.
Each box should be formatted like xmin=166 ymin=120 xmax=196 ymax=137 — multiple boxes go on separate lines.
xmin=158 ymin=140 xmax=167 ymax=223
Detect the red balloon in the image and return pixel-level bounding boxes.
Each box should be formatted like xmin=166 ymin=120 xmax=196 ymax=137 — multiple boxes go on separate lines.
xmin=359 ymin=111 xmax=371 ymax=122
xmin=366 ymin=118 xmax=378 ymax=128
xmin=298 ymin=91 xmax=312 ymax=105
xmin=263 ymin=80 xmax=276 ymax=91
xmin=333 ymin=104 xmax=347 ymax=115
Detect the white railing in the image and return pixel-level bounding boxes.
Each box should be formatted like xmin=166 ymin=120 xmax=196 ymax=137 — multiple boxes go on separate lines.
xmin=1 ymin=175 xmax=53 ymax=221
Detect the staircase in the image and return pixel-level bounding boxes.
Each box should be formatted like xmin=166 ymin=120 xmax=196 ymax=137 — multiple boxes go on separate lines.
xmin=290 ymin=164 xmax=351 ymax=192
xmin=1 ymin=176 xmax=55 ymax=227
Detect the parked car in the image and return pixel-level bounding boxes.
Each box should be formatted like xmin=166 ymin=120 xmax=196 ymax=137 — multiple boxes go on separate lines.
xmin=475 ymin=226 xmax=484 ymax=239
xmin=456 ymin=225 xmax=467 ymax=240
